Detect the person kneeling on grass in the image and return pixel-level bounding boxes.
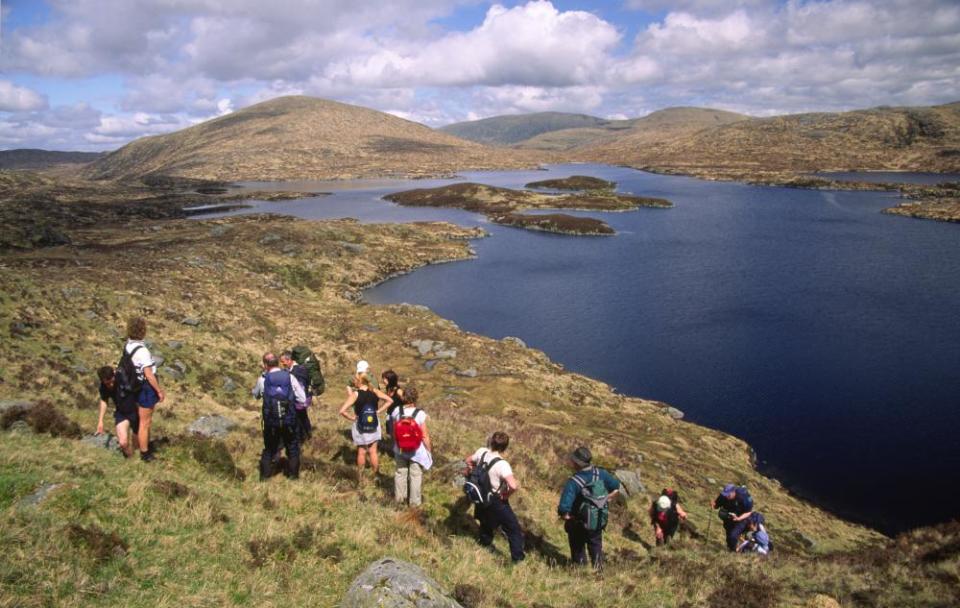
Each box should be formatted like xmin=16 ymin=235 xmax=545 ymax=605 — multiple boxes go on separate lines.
xmin=557 ymin=446 xmax=620 ymax=570
xmin=389 ymin=385 xmax=432 ymax=507
xmin=95 ymin=366 xmax=139 ymax=458
xmin=736 ymin=512 xmax=772 ymax=555
xmin=339 ymin=364 xmax=393 ymax=480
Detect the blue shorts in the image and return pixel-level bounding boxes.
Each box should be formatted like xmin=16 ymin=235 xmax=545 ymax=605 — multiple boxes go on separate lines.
xmin=113 ymin=410 xmax=140 ymax=433
xmin=138 ymin=384 xmax=160 ymax=409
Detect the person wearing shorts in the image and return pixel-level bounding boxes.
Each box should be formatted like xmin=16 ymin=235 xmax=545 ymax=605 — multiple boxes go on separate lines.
xmin=95 ymin=366 xmax=139 ymax=458
xmin=125 ymin=316 xmax=164 ymax=462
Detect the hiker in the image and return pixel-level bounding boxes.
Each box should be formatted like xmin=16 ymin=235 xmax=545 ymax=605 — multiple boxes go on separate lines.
xmin=124 ymin=316 xmax=164 ymax=462
xmin=95 ymin=366 xmax=139 ymax=458
xmin=345 ymin=360 xmax=379 ymax=395
xmin=557 ymin=447 xmax=620 ymax=569
xmin=338 ymin=363 xmax=393 ymax=478
xmin=465 ymin=431 xmax=525 ymax=563
xmin=280 ymin=351 xmax=312 ymax=441
xmin=650 ymin=488 xmax=688 ymax=546
xmin=736 ymin=512 xmax=772 ymax=555
xmin=712 ymin=483 xmax=755 ymax=550
xmin=253 ymin=352 xmax=306 ymax=480
xmin=389 ymin=385 xmax=432 ymax=507
xmin=381 ymin=369 xmax=404 ymax=439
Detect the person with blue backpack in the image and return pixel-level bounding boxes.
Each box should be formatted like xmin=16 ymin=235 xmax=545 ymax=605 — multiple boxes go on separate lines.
xmin=712 ymin=483 xmax=755 ymax=550
xmin=557 ymin=446 xmax=620 ymax=570
xmin=252 ymin=352 xmax=306 ymax=481
xmin=338 ymin=363 xmax=394 ymax=480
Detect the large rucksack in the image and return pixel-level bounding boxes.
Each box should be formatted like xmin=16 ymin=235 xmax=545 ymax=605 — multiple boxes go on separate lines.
xmin=115 ymin=344 xmax=144 ymax=404
xmin=463 ymin=452 xmax=502 ymax=506
xmin=262 ymin=370 xmax=296 ymax=428
xmin=736 ymin=486 xmax=754 ymax=512
xmin=291 ymin=345 xmax=325 ymax=396
xmin=394 ymin=408 xmax=423 ymax=452
xmin=572 ymin=468 xmax=609 ymax=532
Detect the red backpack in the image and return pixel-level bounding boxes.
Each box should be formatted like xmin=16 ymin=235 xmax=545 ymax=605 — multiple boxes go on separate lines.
xmin=394 ymin=408 xmax=424 ymax=452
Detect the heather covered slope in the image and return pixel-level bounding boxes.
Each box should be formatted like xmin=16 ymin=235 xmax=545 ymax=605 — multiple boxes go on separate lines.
xmin=439 ymin=111 xmax=615 ymax=146
xmin=580 ymin=102 xmax=960 ymax=174
xmin=84 ymin=96 xmax=537 ymax=182
xmin=2 ymin=182 xmax=956 ymax=607
xmin=0 ymin=149 xmax=104 ymax=170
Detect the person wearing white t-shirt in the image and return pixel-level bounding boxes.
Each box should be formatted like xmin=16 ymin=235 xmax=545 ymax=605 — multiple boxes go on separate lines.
xmin=465 ymin=431 xmax=525 ymax=562
xmin=125 ymin=316 xmax=164 ymax=462
xmin=389 ymin=386 xmax=433 ymax=507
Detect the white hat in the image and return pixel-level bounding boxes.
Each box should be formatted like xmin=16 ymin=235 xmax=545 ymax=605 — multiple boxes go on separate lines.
xmin=356 ymin=360 xmax=370 ymax=374
xmin=656 ymin=495 xmax=672 ymax=511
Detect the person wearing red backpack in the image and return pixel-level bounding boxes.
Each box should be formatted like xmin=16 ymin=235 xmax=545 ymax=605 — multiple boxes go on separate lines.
xmin=389 ymin=386 xmax=433 ymax=507
xmin=649 ymin=488 xmax=687 ymax=546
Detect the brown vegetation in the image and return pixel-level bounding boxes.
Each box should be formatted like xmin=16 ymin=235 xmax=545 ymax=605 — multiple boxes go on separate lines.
xmin=490 ymin=212 xmax=614 ymax=235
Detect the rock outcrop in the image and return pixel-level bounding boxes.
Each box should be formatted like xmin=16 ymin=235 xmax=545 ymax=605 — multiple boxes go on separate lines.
xmin=340 ymin=557 xmax=463 ymax=608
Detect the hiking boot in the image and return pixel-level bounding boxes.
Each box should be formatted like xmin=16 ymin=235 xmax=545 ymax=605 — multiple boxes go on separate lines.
xmin=140 ymin=451 xmax=155 ymax=462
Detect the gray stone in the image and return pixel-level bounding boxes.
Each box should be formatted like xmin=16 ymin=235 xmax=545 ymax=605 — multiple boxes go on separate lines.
xmin=56 ymin=344 xmax=73 ymax=354
xmin=362 ymin=324 xmax=379 ymax=332
xmin=18 ymin=483 xmax=65 ymax=509
xmin=82 ymin=310 xmax=98 ymax=320
xmin=410 ymin=339 xmax=436 ymax=356
xmin=455 ymin=368 xmax=478 ymax=378
xmin=8 ymin=420 xmax=31 ymax=433
xmin=81 ymin=433 xmax=120 ymax=452
xmin=706 ymin=477 xmax=717 ymax=485
xmin=423 ymin=359 xmax=440 ymax=372
xmin=222 ymin=377 xmax=238 ymax=391
xmin=433 ymin=348 xmax=457 ymax=360
xmin=398 ymin=303 xmax=430 ymax=314
xmin=537 ymin=400 xmax=552 ymax=408
xmin=340 ymin=557 xmax=463 ymax=608
xmin=172 ymin=360 xmax=188 ymax=374
xmin=160 ymin=366 xmax=184 ymax=381
xmin=187 ymin=415 xmax=237 ymax=439
xmin=258 ymin=234 xmax=282 ymax=245
xmin=664 ymin=406 xmax=685 ymax=420
xmin=502 ymin=336 xmax=527 ymax=348
xmin=153 ymin=356 xmax=166 ymax=367
xmin=72 ymin=365 xmax=90 ymax=375
xmin=338 ymin=241 xmax=365 ymax=254
xmin=181 ymin=317 xmax=201 ymax=327
xmin=144 ymin=339 xmax=155 ymax=349
xmin=614 ymin=469 xmax=646 ymax=498
xmin=166 ymin=340 xmax=184 ymax=350
xmin=0 ymin=400 xmax=33 ymax=416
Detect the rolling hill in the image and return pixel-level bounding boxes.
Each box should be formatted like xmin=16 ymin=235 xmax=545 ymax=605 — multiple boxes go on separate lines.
xmin=579 ymin=102 xmax=960 ymax=174
xmin=85 ymin=96 xmax=537 ymax=182
xmin=439 ymin=111 xmax=616 ymax=146
xmin=0 ymin=149 xmax=104 ymax=170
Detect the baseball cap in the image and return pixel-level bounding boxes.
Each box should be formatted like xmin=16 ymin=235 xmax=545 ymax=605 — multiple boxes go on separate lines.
xmin=722 ymin=484 xmax=736 ymax=495
xmin=356 ymin=360 xmax=370 ymax=374
xmin=656 ymin=495 xmax=672 ymax=511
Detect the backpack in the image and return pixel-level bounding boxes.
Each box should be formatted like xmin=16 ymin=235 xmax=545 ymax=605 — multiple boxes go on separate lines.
xmin=115 ymin=344 xmax=144 ymax=403
xmin=289 ymin=364 xmax=310 ymax=409
xmin=463 ymin=452 xmax=502 ymax=506
xmin=736 ymin=486 xmax=754 ymax=512
xmin=291 ymin=345 xmax=325 ymax=396
xmin=262 ymin=370 xmax=296 ymax=427
xmin=394 ymin=408 xmax=423 ymax=452
xmin=356 ymin=396 xmax=379 ymax=433
xmin=572 ymin=468 xmax=609 ymax=532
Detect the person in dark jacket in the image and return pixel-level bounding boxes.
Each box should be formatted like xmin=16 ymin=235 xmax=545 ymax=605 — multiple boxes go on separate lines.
xmin=650 ymin=488 xmax=688 ymax=546
xmin=557 ymin=446 xmax=620 ymax=570
xmin=281 ymin=351 xmax=312 ymax=441
xmin=712 ymin=484 xmax=754 ymax=550
xmin=95 ymin=366 xmax=139 ymax=458
xmin=252 ymin=352 xmax=306 ymax=480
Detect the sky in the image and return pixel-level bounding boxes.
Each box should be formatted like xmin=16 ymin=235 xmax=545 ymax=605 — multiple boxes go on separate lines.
xmin=0 ymin=0 xmax=958 ymax=151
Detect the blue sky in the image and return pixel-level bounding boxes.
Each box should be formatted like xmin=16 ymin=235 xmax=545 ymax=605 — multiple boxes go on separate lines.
xmin=0 ymin=0 xmax=958 ymax=150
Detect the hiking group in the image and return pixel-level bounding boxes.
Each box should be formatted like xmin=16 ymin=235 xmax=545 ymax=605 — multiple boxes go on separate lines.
xmin=95 ymin=317 xmax=773 ymax=568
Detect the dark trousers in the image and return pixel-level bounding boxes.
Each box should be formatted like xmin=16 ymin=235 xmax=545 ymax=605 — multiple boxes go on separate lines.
xmin=724 ymin=518 xmax=750 ymax=551
xmin=477 ymin=499 xmax=525 ymax=562
xmin=296 ymin=408 xmax=312 ymax=440
xmin=260 ymin=423 xmax=300 ymax=480
xmin=565 ymin=519 xmax=604 ymax=569
xmin=656 ymin=520 xmax=680 ymax=546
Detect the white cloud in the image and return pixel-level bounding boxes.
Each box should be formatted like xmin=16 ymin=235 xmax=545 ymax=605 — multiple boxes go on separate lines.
xmin=0 ymin=81 xmax=48 ymax=112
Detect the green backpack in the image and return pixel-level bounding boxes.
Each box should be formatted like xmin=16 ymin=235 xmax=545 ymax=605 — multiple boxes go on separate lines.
xmin=571 ymin=468 xmax=609 ymax=532
xmin=291 ymin=345 xmax=325 ymax=396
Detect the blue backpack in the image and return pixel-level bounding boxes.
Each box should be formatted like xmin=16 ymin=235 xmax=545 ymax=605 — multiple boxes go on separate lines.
xmin=263 ymin=370 xmax=296 ymax=427
xmin=736 ymin=486 xmax=754 ymax=512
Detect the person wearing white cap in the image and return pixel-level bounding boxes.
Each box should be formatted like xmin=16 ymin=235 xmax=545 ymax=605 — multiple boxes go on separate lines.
xmin=338 ymin=361 xmax=393 ymax=480
xmin=650 ymin=488 xmax=687 ymax=545
xmin=345 ymin=360 xmax=379 ymax=397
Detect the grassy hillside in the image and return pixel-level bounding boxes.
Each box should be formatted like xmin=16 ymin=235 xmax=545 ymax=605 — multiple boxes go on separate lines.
xmin=439 ymin=112 xmax=614 ymax=146
xmin=2 ymin=181 xmax=957 ymax=607
xmin=84 ymin=96 xmax=538 ymax=182
xmin=581 ymin=102 xmax=960 ymax=174
xmin=0 ymin=149 xmax=104 ymax=170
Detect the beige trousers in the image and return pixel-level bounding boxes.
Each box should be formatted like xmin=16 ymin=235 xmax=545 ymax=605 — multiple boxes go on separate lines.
xmin=394 ymin=455 xmax=423 ymax=506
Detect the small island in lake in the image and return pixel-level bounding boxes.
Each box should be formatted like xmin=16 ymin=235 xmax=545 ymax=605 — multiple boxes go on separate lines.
xmin=525 ymin=174 xmax=616 ymax=190
xmin=384 ymin=181 xmax=671 ymax=235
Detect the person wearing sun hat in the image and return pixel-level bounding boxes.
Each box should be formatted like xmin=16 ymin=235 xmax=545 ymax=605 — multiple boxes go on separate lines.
xmin=649 ymin=488 xmax=687 ymax=545
xmin=557 ymin=446 xmax=620 ymax=570
xmin=345 ymin=360 xmax=379 ymax=395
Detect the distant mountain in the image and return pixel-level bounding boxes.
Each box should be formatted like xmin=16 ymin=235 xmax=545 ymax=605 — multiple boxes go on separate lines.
xmin=86 ymin=96 xmax=534 ymax=182
xmin=0 ymin=149 xmax=104 ymax=170
xmin=517 ymin=107 xmax=748 ymax=151
xmin=580 ymin=102 xmax=960 ymax=173
xmin=439 ymin=112 xmax=614 ymax=146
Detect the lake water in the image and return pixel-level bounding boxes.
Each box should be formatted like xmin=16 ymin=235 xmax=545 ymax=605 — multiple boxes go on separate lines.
xmin=205 ymin=164 xmax=960 ymax=534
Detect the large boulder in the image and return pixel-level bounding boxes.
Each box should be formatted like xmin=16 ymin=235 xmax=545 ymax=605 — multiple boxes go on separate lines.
xmin=614 ymin=469 xmax=646 ymax=498
xmin=340 ymin=557 xmax=463 ymax=608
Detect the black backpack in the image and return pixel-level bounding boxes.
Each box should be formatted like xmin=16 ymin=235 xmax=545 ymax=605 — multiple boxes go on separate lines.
xmin=463 ymin=452 xmax=502 ymax=506
xmin=291 ymin=345 xmax=325 ymax=396
xmin=115 ymin=345 xmax=144 ymax=403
